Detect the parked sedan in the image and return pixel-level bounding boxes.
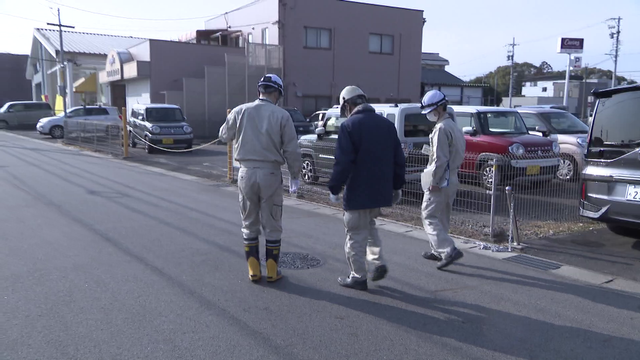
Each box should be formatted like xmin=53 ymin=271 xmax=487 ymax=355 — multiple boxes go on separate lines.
xmin=36 ymin=106 xmax=122 ymax=139
xmin=518 ymin=108 xmax=589 ymax=181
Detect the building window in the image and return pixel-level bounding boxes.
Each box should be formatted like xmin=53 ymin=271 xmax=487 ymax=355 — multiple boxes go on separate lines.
xmin=304 ymin=27 xmax=331 ymax=49
xmin=261 ymin=28 xmax=268 ymax=44
xmin=369 ymin=34 xmax=393 ymax=54
xmin=247 ymin=33 xmax=253 ymax=43
xmin=542 ymin=87 xmax=547 ymax=92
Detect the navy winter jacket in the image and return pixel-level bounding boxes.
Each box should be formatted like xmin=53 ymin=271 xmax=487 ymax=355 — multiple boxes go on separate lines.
xmin=327 ymin=104 xmax=406 ymax=211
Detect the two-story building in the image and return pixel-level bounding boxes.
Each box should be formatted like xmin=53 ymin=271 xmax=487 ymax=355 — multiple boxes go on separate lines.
xmin=420 ymin=52 xmax=486 ymax=106
xmin=203 ymin=0 xmax=425 ymax=116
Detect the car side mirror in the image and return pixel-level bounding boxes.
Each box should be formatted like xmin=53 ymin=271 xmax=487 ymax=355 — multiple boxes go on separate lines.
xmin=536 ymin=126 xmax=550 ymax=137
xmin=462 ymin=127 xmax=476 ymax=136
xmin=315 ymin=127 xmax=325 ymax=135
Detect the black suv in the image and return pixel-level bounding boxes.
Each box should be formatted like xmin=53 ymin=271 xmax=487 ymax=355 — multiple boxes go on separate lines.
xmin=284 ymin=108 xmax=315 ymax=138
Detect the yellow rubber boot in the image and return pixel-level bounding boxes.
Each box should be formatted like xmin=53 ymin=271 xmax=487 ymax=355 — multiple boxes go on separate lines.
xmin=266 ymin=239 xmax=283 ymax=283
xmin=244 ymin=238 xmax=261 ymax=282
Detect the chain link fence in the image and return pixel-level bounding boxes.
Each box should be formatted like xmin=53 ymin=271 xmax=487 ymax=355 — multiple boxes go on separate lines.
xmin=62 ymin=119 xmax=124 ymax=157
xmin=229 ymin=144 xmax=593 ymax=241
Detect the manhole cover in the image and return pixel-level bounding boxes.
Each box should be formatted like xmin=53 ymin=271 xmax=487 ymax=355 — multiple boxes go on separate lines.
xmin=260 ymin=252 xmax=323 ymax=270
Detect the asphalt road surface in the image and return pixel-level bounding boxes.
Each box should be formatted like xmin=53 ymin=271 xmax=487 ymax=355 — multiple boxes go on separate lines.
xmin=2 ymin=131 xmax=640 ymax=359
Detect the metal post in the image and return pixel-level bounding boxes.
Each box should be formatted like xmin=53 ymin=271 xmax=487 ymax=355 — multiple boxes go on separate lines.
xmin=563 ymin=54 xmax=571 ymax=107
xmin=489 ymin=159 xmax=497 ymax=239
xmin=47 ymin=9 xmax=74 ymax=117
xmin=494 ymin=74 xmax=498 ymax=106
xmin=122 ymin=107 xmax=129 ymax=158
xmin=505 ymin=186 xmax=520 ymax=246
xmin=226 ymin=109 xmax=234 ymax=183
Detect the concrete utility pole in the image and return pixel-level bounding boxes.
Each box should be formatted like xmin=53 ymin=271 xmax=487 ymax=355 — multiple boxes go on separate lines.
xmin=506 ymin=37 xmax=519 ymax=108
xmin=563 ymin=54 xmax=571 ymax=107
xmin=47 ymin=8 xmax=74 ymax=116
xmin=607 ymin=16 xmax=622 ymax=87
xmin=581 ymin=64 xmax=588 ymax=121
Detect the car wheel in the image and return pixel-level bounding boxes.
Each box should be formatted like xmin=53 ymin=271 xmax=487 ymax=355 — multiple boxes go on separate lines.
xmin=129 ymin=131 xmax=137 ymax=148
xmin=478 ymin=162 xmax=495 ymax=191
xmin=50 ymin=125 xmax=64 ymax=139
xmin=145 ymin=136 xmax=154 ymax=154
xmin=606 ymin=224 xmax=637 ymax=237
xmin=301 ymin=156 xmax=319 ymax=184
xmin=0 ymin=120 xmax=8 ymax=130
xmin=557 ymin=155 xmax=578 ymax=181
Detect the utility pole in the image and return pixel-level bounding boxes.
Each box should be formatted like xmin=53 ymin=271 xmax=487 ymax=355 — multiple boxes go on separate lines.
xmin=494 ymin=74 xmax=498 ymax=106
xmin=581 ymin=64 xmax=588 ymax=121
xmin=47 ymin=8 xmax=74 ymax=116
xmin=607 ymin=16 xmax=622 ymax=87
xmin=506 ymin=37 xmax=519 ymax=108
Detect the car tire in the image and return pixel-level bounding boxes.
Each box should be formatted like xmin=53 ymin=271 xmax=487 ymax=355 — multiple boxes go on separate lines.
xmin=301 ymin=156 xmax=319 ymax=184
xmin=478 ymin=162 xmax=496 ymax=191
xmin=557 ymin=154 xmax=578 ymax=182
xmin=129 ymin=131 xmax=137 ymax=148
xmin=606 ymin=224 xmax=637 ymax=237
xmin=50 ymin=125 xmax=64 ymax=139
xmin=145 ymin=136 xmax=154 ymax=154
xmin=0 ymin=120 xmax=8 ymax=130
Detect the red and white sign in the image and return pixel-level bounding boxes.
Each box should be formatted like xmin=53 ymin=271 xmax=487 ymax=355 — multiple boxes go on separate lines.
xmin=558 ymin=37 xmax=584 ymax=54
xmin=572 ymin=56 xmax=582 ymax=69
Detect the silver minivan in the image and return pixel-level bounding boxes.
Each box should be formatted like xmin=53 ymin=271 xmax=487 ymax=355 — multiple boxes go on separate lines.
xmin=580 ymin=84 xmax=640 ymax=235
xmin=0 ymin=101 xmax=54 ymax=129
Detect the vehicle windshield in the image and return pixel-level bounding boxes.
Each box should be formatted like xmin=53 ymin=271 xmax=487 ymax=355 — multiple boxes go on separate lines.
xmin=540 ymin=112 xmax=589 ymax=134
xmin=286 ymin=109 xmax=307 ymax=123
xmin=478 ymin=111 xmax=528 ymax=135
xmin=587 ymin=90 xmax=640 ymax=160
xmin=145 ymin=108 xmax=184 ymax=122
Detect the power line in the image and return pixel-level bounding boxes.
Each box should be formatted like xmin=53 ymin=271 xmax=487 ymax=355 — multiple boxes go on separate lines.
xmin=44 ymin=0 xmax=220 ymax=21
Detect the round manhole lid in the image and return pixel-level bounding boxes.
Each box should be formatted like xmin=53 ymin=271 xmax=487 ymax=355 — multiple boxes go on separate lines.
xmin=260 ymin=252 xmax=323 ymax=270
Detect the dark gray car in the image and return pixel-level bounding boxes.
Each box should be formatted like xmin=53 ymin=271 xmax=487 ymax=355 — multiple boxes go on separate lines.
xmin=580 ymin=84 xmax=640 ymax=235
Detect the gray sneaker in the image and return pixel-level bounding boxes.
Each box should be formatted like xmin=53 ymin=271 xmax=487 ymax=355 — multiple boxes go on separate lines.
xmin=436 ymin=248 xmax=464 ymax=270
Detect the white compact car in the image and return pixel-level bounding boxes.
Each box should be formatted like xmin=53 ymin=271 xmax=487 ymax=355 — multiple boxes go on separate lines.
xmin=37 ymin=106 xmax=122 ymax=139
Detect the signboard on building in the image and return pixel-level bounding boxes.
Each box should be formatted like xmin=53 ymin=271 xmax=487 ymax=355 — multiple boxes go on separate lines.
xmin=557 ymin=37 xmax=584 ymax=54
xmin=572 ymin=56 xmax=582 ymax=69
xmin=104 ymin=50 xmax=123 ymax=82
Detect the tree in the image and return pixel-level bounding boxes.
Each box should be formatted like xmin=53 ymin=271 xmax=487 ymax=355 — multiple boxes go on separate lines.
xmin=537 ymin=61 xmax=554 ymax=74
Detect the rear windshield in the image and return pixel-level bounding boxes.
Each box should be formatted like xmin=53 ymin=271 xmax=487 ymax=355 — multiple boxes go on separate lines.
xmin=587 ymin=90 xmax=640 ymax=160
xmin=478 ymin=111 xmax=528 ymax=135
xmin=286 ymin=109 xmax=307 ymax=123
xmin=145 ymin=108 xmax=184 ymax=122
xmin=404 ymin=113 xmax=435 ymax=138
xmin=540 ymin=112 xmax=589 ymax=134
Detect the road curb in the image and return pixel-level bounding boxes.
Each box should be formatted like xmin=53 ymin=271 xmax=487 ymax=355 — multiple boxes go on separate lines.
xmin=4 ymin=130 xmax=640 ymax=296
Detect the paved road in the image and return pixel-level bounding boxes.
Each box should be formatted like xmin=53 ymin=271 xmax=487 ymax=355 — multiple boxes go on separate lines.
xmin=2 ymin=131 xmax=640 ymax=359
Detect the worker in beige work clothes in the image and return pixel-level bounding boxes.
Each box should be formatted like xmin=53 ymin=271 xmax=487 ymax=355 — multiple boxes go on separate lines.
xmin=218 ymin=74 xmax=302 ymax=283
xmin=419 ymin=90 xmax=466 ymax=270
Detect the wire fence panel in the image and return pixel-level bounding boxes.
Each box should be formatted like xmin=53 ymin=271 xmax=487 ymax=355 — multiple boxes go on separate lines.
xmin=63 ymin=119 xmax=124 ymax=157
xmin=231 ymin=144 xmax=594 ymax=241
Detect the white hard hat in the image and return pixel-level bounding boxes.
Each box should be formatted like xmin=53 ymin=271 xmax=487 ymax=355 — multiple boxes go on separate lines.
xmin=420 ymin=90 xmax=448 ymax=114
xmin=258 ymin=74 xmax=284 ymax=95
xmin=339 ymin=86 xmax=367 ymax=106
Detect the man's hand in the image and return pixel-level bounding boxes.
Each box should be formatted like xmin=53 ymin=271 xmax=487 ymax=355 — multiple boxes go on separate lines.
xmin=429 ymin=185 xmax=441 ymax=192
xmin=392 ymin=189 xmax=402 ymax=205
xmin=289 ymin=178 xmax=300 ymax=194
xmin=329 ymin=193 xmax=340 ymax=203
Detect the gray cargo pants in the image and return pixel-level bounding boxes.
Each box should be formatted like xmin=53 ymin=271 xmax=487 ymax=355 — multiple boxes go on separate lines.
xmin=343 ymin=208 xmax=384 ymax=279
xmin=238 ymin=163 xmax=283 ymax=240
xmin=421 ymin=183 xmax=458 ymax=256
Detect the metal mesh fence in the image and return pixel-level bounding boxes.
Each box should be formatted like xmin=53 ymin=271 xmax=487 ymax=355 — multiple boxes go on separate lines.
xmin=230 ymin=145 xmax=592 ymax=241
xmin=62 ymin=119 xmax=124 ymax=157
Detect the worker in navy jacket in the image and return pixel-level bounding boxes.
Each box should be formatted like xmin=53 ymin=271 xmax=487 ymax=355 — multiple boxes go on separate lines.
xmin=326 ymin=85 xmax=406 ymax=291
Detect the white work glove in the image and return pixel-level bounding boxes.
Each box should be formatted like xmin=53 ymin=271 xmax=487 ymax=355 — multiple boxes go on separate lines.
xmin=289 ymin=178 xmax=300 ymax=194
xmin=329 ymin=193 xmax=340 ymax=203
xmin=392 ymin=189 xmax=402 ymax=205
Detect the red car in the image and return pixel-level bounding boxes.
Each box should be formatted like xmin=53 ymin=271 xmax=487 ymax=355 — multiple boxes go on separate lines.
xmin=450 ymin=106 xmax=561 ymax=190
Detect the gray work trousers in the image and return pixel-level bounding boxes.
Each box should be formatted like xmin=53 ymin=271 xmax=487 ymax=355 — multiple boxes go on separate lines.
xmin=238 ymin=165 xmax=283 ymax=240
xmin=421 ymin=183 xmax=458 ymax=256
xmin=343 ymin=208 xmax=384 ymax=279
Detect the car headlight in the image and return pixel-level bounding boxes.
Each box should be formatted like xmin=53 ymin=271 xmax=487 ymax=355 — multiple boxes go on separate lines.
xmin=508 ymin=143 xmax=525 ymax=156
xmin=151 ymin=126 xmax=161 ymax=134
xmin=576 ymin=137 xmax=587 ymax=147
xmin=183 ymin=125 xmax=192 ymax=133
xmin=552 ymin=141 xmax=561 ymax=154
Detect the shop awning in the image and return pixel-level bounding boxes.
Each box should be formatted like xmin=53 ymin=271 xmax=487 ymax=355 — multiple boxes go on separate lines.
xmin=73 ymin=72 xmax=98 ymax=93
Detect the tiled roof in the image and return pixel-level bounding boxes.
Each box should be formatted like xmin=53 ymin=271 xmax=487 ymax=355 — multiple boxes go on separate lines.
xmin=35 ymin=28 xmax=147 ymax=55
xmin=421 ymin=68 xmax=465 ymax=85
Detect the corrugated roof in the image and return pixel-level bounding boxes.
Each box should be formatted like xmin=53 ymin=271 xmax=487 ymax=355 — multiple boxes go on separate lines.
xmin=35 ymin=28 xmax=147 ymax=55
xmin=421 ymin=52 xmax=449 ymax=63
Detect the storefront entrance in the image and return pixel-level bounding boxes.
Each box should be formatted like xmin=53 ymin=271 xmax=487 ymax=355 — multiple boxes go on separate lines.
xmin=110 ymin=84 xmax=126 ymax=111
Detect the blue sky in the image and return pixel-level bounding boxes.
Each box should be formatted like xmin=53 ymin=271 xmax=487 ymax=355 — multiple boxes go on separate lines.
xmin=1 ymin=0 xmax=638 ymax=81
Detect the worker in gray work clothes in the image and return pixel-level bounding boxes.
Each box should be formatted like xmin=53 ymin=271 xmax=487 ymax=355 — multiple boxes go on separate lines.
xmin=218 ymin=74 xmax=302 ymax=283
xmin=419 ymin=89 xmax=466 ymax=269
xmin=326 ymin=85 xmax=406 ymax=291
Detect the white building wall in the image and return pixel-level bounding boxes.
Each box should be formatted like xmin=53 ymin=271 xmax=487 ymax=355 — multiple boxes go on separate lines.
xmin=522 ymin=80 xmax=555 ymax=97
xmin=125 ymin=79 xmax=151 ymax=111
xmin=462 ymin=87 xmax=483 ymax=106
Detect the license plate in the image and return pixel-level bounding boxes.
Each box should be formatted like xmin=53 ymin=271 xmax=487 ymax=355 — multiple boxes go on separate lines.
xmin=526 ymin=165 xmax=541 ymax=175
xmin=626 ymin=185 xmax=640 ymax=202
xmin=162 ymin=138 xmax=174 ymax=145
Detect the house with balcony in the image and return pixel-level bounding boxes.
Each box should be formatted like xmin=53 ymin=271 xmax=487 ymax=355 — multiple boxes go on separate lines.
xmin=203 ymin=0 xmax=425 ymax=116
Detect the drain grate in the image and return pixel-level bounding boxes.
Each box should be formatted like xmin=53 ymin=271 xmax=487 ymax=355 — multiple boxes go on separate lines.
xmin=260 ymin=252 xmax=323 ymax=270
xmin=504 ymin=254 xmax=562 ymax=271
